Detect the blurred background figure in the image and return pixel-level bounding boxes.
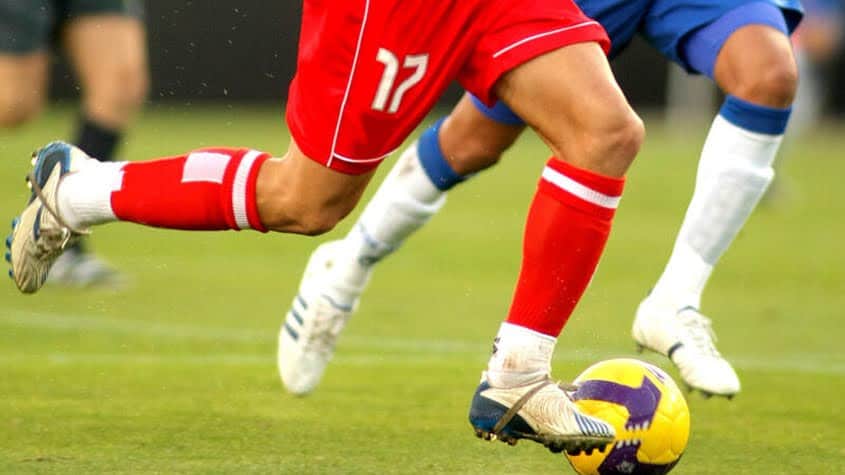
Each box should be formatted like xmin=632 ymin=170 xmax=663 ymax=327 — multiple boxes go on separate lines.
xmin=768 ymin=0 xmax=845 ymax=202
xmin=0 ymin=0 xmax=148 ymax=287
xmin=790 ymin=0 xmax=845 ymax=134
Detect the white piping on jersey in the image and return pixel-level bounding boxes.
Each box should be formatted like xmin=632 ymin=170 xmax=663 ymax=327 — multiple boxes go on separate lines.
xmin=331 ymin=150 xmax=393 ymax=163
xmin=328 ymin=0 xmax=371 ymax=169
xmin=492 ymin=21 xmax=600 ymax=59
xmin=541 ymin=165 xmax=621 ymax=209
xmin=232 ymin=150 xmax=263 ymax=229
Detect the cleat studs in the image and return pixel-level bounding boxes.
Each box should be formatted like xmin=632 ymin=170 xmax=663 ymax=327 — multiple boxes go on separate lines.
xmin=5 ymin=236 xmax=10 ymax=248
xmin=701 ymin=391 xmax=712 ymax=399
xmin=726 ymin=394 xmax=735 ymax=401
xmin=585 ymin=448 xmax=594 ymax=456
xmin=8 ymin=269 xmax=13 ymax=279
xmin=4 ymin=251 xmax=10 ymax=263
xmin=11 ymin=218 xmax=19 ymax=229
xmin=474 ymin=428 xmax=498 ymax=442
xmin=635 ymin=343 xmax=645 ymax=354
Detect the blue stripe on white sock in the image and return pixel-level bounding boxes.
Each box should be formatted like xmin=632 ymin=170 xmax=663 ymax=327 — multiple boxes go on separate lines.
xmin=719 ymin=95 xmax=791 ymax=135
xmin=289 ymin=308 xmax=304 ymax=326
xmin=295 ymin=294 xmax=308 ymax=310
xmin=283 ymin=322 xmax=299 ymax=341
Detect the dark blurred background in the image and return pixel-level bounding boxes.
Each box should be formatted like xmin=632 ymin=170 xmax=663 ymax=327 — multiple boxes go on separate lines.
xmin=50 ymin=0 xmax=845 ymax=115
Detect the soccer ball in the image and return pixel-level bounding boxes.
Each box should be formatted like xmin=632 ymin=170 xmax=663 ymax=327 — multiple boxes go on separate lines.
xmin=565 ymin=358 xmax=690 ymax=475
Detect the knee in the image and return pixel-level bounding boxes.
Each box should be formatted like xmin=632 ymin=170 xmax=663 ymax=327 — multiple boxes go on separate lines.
xmin=120 ymin=67 xmax=150 ymax=109
xmin=732 ymin=59 xmax=798 ymax=107
xmin=439 ymin=113 xmax=520 ymax=176
xmin=445 ymin=133 xmax=507 ymax=175
xmin=718 ymin=27 xmax=799 ymax=108
xmin=0 ymin=89 xmax=42 ymax=128
xmin=85 ymin=62 xmax=149 ymax=120
xmin=115 ymin=65 xmax=149 ymax=110
xmin=607 ymin=110 xmax=645 ymax=161
xmin=580 ymin=108 xmax=644 ymax=176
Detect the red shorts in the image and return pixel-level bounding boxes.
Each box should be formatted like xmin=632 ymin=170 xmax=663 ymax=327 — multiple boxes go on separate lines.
xmin=287 ymin=0 xmax=609 ymax=174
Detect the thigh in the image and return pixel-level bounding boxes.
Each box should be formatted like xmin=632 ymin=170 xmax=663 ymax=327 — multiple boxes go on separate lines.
xmin=641 ymin=0 xmax=803 ymax=72
xmin=63 ymin=15 xmax=148 ymax=91
xmin=494 ymin=42 xmax=635 ymax=175
xmin=460 ymin=0 xmax=610 ymax=107
xmin=461 ymin=0 xmax=644 ymax=129
xmin=0 ymin=53 xmax=50 ymax=120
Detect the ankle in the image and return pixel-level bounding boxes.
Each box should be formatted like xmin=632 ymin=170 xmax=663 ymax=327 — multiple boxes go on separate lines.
xmin=486 ymin=323 xmax=555 ymax=388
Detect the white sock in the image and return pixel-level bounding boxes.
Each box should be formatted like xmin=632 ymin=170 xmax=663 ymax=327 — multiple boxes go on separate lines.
xmin=56 ymin=161 xmax=126 ymax=230
xmin=651 ymin=115 xmax=781 ymax=309
xmin=485 ymin=322 xmax=555 ymax=388
xmin=334 ymin=142 xmax=446 ymax=289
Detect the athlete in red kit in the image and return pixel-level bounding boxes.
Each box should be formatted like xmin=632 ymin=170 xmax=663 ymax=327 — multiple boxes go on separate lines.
xmin=8 ymin=0 xmax=643 ymax=454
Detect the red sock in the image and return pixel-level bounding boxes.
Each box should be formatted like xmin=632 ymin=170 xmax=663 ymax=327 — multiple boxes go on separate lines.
xmin=111 ymin=147 xmax=270 ymax=231
xmin=506 ymin=158 xmax=625 ymax=337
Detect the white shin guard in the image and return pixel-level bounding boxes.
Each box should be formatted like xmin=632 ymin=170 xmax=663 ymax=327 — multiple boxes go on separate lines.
xmin=653 ymin=115 xmax=781 ymax=308
xmin=338 ymin=143 xmax=447 ymax=286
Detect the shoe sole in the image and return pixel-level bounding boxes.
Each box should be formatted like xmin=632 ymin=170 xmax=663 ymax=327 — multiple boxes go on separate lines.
xmin=472 ymin=425 xmax=611 ymax=455
xmin=8 ymin=199 xmax=46 ymax=293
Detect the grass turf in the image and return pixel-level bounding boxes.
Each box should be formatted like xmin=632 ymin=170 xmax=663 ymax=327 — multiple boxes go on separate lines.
xmin=0 ymin=106 xmax=843 ymax=474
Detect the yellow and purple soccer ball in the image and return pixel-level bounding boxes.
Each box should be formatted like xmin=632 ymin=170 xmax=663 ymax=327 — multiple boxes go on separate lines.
xmin=566 ymin=358 xmax=690 ymax=475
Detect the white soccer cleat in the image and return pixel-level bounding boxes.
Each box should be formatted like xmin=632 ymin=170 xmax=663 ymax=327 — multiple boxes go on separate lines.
xmin=632 ymin=296 xmax=741 ymax=398
xmin=7 ymin=142 xmax=91 ymax=294
xmin=469 ymin=375 xmax=614 ymax=454
xmin=278 ymin=240 xmax=365 ymax=396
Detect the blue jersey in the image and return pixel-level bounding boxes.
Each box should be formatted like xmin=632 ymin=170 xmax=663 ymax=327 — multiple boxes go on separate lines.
xmin=578 ymin=0 xmax=803 ymax=66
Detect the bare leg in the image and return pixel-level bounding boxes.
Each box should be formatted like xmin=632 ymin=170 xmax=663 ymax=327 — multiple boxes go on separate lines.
xmin=64 ymin=15 xmax=149 ymax=130
xmin=0 ymin=52 xmax=48 ymax=127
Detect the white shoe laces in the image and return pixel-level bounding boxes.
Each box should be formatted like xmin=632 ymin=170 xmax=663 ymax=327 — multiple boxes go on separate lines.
xmin=677 ymin=310 xmax=721 ymax=357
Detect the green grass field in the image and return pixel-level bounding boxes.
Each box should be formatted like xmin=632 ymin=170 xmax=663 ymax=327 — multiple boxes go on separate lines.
xmin=1 ymin=106 xmax=843 ymax=474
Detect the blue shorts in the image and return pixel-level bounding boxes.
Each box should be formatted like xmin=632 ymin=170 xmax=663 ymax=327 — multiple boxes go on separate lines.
xmin=471 ymin=0 xmax=803 ymax=124
xmin=586 ymin=0 xmax=802 ymax=67
xmin=0 ymin=0 xmax=144 ymax=54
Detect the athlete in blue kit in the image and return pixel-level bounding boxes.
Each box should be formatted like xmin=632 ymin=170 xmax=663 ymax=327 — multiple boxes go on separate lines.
xmin=280 ymin=0 xmax=804 ymax=398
